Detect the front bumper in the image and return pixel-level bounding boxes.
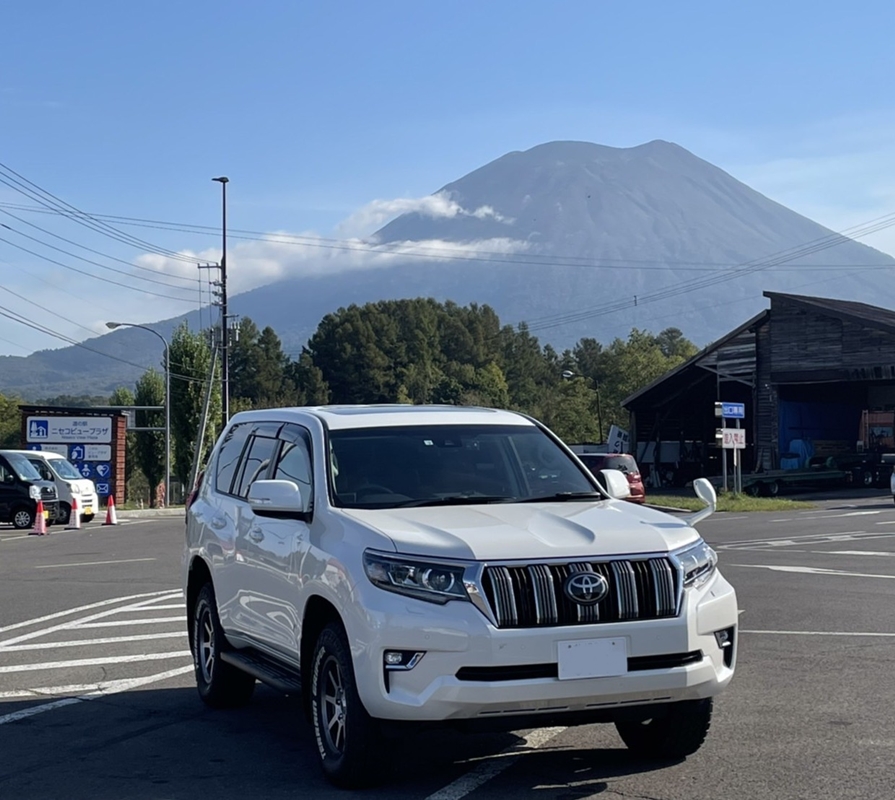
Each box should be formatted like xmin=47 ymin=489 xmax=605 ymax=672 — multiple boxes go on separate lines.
xmin=346 ymin=570 xmax=738 ymax=722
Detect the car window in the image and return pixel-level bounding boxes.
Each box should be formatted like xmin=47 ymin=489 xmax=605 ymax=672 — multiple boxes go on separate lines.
xmin=580 ymin=454 xmax=638 ymax=474
xmin=234 ymin=436 xmax=278 ymax=499
xmin=215 ymin=423 xmax=250 ymax=494
xmin=51 ymin=459 xmax=82 ymax=480
xmin=27 ymin=459 xmax=55 ymax=482
xmin=0 ymin=461 xmax=13 ymax=484
xmin=5 ymin=453 xmax=43 ymax=482
xmin=273 ymin=429 xmax=313 ymax=512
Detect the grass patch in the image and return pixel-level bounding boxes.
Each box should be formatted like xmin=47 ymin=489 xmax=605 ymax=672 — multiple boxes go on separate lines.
xmin=647 ymin=493 xmax=814 ymax=512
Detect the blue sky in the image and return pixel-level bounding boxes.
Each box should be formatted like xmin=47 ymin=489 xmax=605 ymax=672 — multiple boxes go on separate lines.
xmin=2 ymin=0 xmax=895 ymax=357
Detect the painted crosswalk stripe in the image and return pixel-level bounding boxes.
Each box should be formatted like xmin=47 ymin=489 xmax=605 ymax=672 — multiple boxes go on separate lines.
xmin=0 ymin=650 xmax=192 ymax=674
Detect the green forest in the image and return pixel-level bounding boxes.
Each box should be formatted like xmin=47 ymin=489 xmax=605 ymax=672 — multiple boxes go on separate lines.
xmin=0 ymin=299 xmax=698 ymax=504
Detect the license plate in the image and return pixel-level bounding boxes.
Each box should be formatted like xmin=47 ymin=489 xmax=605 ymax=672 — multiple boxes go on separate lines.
xmin=42 ymin=510 xmax=49 ymax=520
xmin=558 ymin=637 xmax=627 ymax=680
xmin=84 ymin=507 xmax=93 ymax=516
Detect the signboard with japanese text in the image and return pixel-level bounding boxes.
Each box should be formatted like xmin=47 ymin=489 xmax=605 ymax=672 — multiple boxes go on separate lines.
xmin=719 ymin=428 xmax=746 ymax=449
xmin=26 ymin=416 xmax=113 ymax=444
xmin=27 ymin=443 xmax=69 ymax=457
xmin=606 ymin=425 xmax=630 ymax=453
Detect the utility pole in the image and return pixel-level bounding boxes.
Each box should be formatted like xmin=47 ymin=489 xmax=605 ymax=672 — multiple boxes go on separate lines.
xmin=212 ymin=176 xmax=230 ymax=423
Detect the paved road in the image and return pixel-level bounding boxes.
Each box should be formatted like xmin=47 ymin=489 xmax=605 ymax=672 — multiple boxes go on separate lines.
xmin=0 ymin=495 xmax=893 ymax=799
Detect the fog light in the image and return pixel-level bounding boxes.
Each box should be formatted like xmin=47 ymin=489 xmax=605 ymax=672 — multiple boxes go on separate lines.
xmin=714 ymin=629 xmax=732 ymax=648
xmin=383 ymin=650 xmax=425 ymax=671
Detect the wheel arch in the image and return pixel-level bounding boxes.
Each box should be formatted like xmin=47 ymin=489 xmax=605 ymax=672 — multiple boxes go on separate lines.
xmin=186 ymin=556 xmax=213 ymax=649
xmin=300 ymin=595 xmax=344 ymax=717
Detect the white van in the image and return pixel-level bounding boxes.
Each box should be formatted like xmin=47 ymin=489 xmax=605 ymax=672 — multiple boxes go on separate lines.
xmin=20 ymin=451 xmax=98 ymax=524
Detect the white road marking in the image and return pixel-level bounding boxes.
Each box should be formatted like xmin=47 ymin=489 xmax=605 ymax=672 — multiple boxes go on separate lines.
xmin=731 ymin=564 xmax=895 ymax=580
xmin=823 ymin=550 xmax=895 ymax=557
xmin=0 ymin=665 xmax=194 ymax=726
xmin=742 ymin=630 xmax=895 ymax=637
xmin=0 ymin=590 xmax=180 ymax=636
xmin=718 ymin=531 xmax=893 ymax=550
xmin=74 ymin=617 xmax=183 ymax=628
xmin=35 ymin=558 xmax=157 ymax=569
xmin=425 ymin=727 xmax=565 ymax=800
xmin=0 ymin=597 xmax=182 ymax=647
xmin=0 ymin=632 xmax=184 ymax=651
xmin=0 ymin=650 xmax=192 ymax=674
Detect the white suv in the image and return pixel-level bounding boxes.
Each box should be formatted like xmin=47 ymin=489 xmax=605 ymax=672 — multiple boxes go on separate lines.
xmin=183 ymin=406 xmax=737 ymax=788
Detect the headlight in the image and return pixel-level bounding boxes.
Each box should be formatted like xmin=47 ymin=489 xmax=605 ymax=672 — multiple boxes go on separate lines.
xmin=363 ymin=551 xmax=470 ymax=604
xmin=673 ymin=539 xmax=718 ymax=588
xmin=29 ymin=485 xmax=41 ymax=500
xmin=68 ymin=483 xmax=82 ymax=494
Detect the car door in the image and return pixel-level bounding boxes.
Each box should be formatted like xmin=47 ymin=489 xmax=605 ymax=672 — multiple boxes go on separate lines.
xmin=0 ymin=456 xmax=16 ymax=521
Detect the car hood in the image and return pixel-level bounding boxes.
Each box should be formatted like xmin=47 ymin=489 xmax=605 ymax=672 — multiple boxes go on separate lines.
xmin=340 ymin=500 xmax=699 ymax=561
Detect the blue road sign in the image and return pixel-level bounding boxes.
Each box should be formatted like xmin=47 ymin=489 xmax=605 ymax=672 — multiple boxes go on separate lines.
xmin=28 ymin=444 xmax=41 ymax=451
xmin=70 ymin=445 xmax=85 ymax=461
xmin=29 ymin=420 xmax=48 ymax=440
xmin=95 ymin=463 xmax=111 ymax=479
xmin=96 ymin=482 xmax=111 ymax=496
xmin=78 ymin=463 xmax=93 ymax=479
xmin=721 ymin=402 xmax=745 ymax=419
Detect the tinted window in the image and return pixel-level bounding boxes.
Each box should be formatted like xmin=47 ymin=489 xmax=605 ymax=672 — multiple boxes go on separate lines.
xmin=5 ymin=453 xmax=43 ymax=482
xmin=28 ymin=459 xmax=55 ymax=481
xmin=215 ymin=423 xmax=250 ymax=494
xmin=51 ymin=459 xmax=82 ymax=480
xmin=274 ymin=427 xmax=313 ymax=512
xmin=580 ymin=454 xmax=639 ymax=474
xmin=235 ymin=436 xmax=278 ymax=498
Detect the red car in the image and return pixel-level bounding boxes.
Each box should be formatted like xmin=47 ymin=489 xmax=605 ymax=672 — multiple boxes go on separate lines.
xmin=578 ymin=453 xmax=646 ymax=503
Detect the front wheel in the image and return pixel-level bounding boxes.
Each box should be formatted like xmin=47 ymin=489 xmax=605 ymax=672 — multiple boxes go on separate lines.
xmin=12 ymin=506 xmax=35 ymax=530
xmin=192 ymin=583 xmax=256 ymax=708
xmin=58 ymin=503 xmax=72 ymax=526
xmin=615 ymin=698 xmax=713 ymax=759
xmin=310 ymin=623 xmax=388 ymax=788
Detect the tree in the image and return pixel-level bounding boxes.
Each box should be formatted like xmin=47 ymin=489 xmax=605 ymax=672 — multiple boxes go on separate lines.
xmin=0 ymin=392 xmax=22 ymax=447
xmin=133 ymin=368 xmax=165 ymax=506
xmin=169 ymin=323 xmax=220 ymax=488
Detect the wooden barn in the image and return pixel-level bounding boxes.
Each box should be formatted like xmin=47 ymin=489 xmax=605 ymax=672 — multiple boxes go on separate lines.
xmin=623 ymin=292 xmax=895 ymax=487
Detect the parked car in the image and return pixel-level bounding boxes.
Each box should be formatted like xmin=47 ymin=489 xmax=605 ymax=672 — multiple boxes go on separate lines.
xmin=183 ymin=405 xmax=737 ymax=788
xmin=577 ymin=452 xmax=646 ymax=503
xmin=12 ymin=450 xmax=98 ymax=524
xmin=0 ymin=450 xmax=60 ymax=529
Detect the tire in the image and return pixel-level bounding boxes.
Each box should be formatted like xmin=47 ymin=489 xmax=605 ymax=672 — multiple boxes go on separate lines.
xmin=58 ymin=503 xmax=72 ymax=526
xmin=12 ymin=505 xmax=35 ymax=530
xmin=192 ymin=583 xmax=256 ymax=708
xmin=616 ymin=698 xmax=713 ymax=760
xmin=862 ymin=469 xmax=875 ymax=488
xmin=745 ymin=483 xmax=761 ymax=497
xmin=311 ymin=622 xmax=388 ymax=788
xmin=765 ymin=480 xmax=779 ymax=497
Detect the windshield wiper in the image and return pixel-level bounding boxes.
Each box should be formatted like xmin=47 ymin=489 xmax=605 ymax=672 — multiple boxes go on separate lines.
xmin=395 ymin=494 xmax=512 ymax=508
xmin=516 ymin=491 xmax=603 ymax=503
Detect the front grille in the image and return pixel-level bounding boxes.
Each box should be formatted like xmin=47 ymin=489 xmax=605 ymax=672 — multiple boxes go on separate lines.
xmin=481 ymin=557 xmax=679 ymax=628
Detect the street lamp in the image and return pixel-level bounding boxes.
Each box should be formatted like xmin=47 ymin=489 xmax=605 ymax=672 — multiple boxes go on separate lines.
xmin=107 ymin=321 xmax=170 ymax=506
xmin=212 ymin=176 xmax=229 ymax=423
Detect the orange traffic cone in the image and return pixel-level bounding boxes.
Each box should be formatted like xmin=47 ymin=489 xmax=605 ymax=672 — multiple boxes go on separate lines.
xmin=30 ymin=500 xmax=47 ymax=535
xmin=66 ymin=495 xmax=82 ymax=530
xmin=103 ymin=495 xmax=119 ymax=526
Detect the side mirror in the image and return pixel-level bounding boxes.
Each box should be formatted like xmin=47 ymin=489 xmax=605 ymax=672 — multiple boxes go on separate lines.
xmin=247 ymin=480 xmax=308 ymax=520
xmin=684 ymin=477 xmax=717 ymax=526
xmin=600 ymin=469 xmax=631 ymax=500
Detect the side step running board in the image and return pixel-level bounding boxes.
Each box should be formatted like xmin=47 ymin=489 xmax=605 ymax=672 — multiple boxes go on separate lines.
xmin=221 ymin=649 xmax=303 ymax=695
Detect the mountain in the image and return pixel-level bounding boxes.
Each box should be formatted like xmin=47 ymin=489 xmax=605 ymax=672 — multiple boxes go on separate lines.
xmin=4 ymin=139 xmax=895 ymax=399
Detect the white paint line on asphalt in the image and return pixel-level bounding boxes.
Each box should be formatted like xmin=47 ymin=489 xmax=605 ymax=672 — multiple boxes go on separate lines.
xmin=0 ymin=631 xmax=185 ymax=651
xmin=0 ymin=590 xmax=180 ymax=636
xmin=0 ymin=650 xmax=192 ymax=674
xmin=425 ymin=726 xmax=565 ymax=800
xmin=35 ymin=558 xmax=157 ymax=569
xmin=875 ymin=520 xmax=895 ymax=526
xmin=0 ymin=665 xmax=195 ymax=726
xmin=742 ymin=630 xmax=895 ymax=637
xmin=822 ymin=550 xmax=895 ymax=557
xmin=731 ymin=564 xmax=895 ymax=580
xmin=143 ymin=604 xmax=183 ymax=610
xmin=74 ymin=617 xmax=183 ymax=628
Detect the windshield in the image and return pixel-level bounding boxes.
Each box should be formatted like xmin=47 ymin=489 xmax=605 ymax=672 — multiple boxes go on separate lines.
xmin=580 ymin=454 xmax=639 ymax=475
xmin=329 ymin=424 xmax=597 ymax=509
xmin=6 ymin=453 xmax=44 ymax=482
xmin=47 ymin=458 xmax=82 ymax=480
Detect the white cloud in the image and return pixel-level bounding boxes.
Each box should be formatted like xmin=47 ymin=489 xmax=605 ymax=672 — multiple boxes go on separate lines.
xmin=335 ymin=191 xmax=512 ymax=238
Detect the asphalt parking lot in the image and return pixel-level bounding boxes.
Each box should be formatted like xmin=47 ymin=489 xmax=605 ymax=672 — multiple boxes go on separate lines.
xmin=0 ymin=492 xmax=893 ymax=799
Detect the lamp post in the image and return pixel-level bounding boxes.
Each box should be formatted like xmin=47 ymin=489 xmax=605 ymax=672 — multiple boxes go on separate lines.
xmin=212 ymin=176 xmax=229 ymax=423
xmin=106 ymin=321 xmax=170 ymax=506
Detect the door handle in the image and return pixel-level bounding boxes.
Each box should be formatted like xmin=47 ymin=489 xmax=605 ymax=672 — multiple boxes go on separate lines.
xmin=248 ymin=528 xmax=265 ymax=543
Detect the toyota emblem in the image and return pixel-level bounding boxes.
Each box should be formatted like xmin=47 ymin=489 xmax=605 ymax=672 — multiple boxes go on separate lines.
xmin=563 ymin=572 xmax=609 ymax=605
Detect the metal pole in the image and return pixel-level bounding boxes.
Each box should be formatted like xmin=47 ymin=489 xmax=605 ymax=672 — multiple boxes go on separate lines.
xmin=212 ymin=176 xmax=229 ymax=424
